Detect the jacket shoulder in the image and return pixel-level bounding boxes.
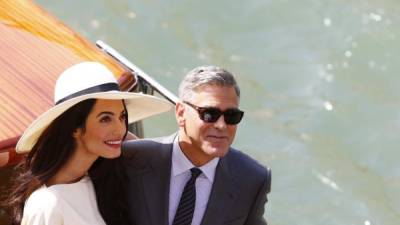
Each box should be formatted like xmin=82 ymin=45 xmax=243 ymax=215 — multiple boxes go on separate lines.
xmin=121 ymin=134 xmax=175 ymax=166
xmin=226 ymin=149 xmax=271 ymax=189
xmin=123 ymin=134 xmax=173 ymax=154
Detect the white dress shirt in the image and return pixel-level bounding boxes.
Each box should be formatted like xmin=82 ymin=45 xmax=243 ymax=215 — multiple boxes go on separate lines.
xmin=168 ymin=136 xmax=219 ymax=225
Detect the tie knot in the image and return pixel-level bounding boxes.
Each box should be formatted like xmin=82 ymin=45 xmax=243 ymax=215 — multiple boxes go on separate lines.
xmin=190 ymin=167 xmax=202 ymax=179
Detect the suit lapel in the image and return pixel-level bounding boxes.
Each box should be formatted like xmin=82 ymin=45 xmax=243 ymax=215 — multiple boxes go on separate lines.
xmin=200 ymin=154 xmax=239 ymax=225
xmin=141 ymin=136 xmax=175 ymax=225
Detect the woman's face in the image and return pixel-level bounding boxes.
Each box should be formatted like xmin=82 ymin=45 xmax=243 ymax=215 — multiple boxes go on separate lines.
xmin=74 ymin=99 xmax=127 ymax=159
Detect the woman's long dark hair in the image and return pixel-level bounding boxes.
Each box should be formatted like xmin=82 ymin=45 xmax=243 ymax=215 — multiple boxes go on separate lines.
xmin=90 ymin=101 xmax=130 ymax=225
xmin=4 ymin=99 xmax=129 ymax=225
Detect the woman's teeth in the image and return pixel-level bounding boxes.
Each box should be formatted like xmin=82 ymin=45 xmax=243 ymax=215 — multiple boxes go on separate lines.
xmin=105 ymin=140 xmax=121 ymax=145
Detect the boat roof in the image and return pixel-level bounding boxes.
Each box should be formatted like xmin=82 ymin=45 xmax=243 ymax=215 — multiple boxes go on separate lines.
xmin=0 ymin=1 xmax=135 ymax=165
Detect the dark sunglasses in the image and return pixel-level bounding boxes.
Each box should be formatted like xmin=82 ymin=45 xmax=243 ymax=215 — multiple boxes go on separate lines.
xmin=183 ymin=101 xmax=244 ymax=125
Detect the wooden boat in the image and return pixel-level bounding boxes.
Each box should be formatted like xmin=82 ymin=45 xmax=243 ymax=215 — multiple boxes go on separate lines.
xmin=0 ymin=0 xmax=137 ymax=168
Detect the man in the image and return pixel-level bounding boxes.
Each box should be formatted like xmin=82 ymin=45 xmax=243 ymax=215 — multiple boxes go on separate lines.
xmin=123 ymin=66 xmax=271 ymax=225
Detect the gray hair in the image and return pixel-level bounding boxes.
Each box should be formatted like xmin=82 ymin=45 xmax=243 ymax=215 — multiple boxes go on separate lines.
xmin=178 ymin=65 xmax=240 ymax=101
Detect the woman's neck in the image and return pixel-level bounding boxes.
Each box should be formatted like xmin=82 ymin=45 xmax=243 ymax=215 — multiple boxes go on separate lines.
xmin=47 ymin=148 xmax=97 ymax=186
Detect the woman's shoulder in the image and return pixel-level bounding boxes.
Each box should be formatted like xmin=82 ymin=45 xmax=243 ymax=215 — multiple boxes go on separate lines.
xmin=24 ymin=186 xmax=60 ymax=212
xmin=22 ymin=186 xmax=63 ymax=224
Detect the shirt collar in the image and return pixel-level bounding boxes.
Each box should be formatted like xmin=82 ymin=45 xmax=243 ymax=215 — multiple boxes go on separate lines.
xmin=172 ymin=136 xmax=219 ymax=182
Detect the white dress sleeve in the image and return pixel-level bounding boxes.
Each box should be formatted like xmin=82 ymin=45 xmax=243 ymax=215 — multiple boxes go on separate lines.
xmin=21 ymin=187 xmax=63 ymax=225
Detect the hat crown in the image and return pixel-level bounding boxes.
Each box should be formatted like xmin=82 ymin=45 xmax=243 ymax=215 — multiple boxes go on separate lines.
xmin=54 ymin=62 xmax=118 ymax=104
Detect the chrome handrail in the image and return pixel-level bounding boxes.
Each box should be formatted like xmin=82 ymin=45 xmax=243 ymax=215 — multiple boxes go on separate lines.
xmin=96 ymin=40 xmax=178 ymax=105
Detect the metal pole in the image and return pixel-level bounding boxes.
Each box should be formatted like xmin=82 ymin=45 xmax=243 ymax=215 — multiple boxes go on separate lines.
xmin=96 ymin=40 xmax=178 ymax=105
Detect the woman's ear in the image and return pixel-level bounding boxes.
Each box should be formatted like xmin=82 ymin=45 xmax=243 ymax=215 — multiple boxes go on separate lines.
xmin=72 ymin=128 xmax=82 ymax=138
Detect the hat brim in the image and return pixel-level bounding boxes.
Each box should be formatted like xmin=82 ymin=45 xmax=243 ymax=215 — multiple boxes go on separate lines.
xmin=16 ymin=91 xmax=172 ymax=153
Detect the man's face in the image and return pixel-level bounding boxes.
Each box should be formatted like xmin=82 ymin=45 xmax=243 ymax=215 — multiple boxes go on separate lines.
xmin=176 ymin=85 xmax=240 ymax=166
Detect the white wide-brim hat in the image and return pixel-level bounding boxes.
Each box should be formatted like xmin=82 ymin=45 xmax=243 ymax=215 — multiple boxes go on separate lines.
xmin=16 ymin=61 xmax=173 ymax=153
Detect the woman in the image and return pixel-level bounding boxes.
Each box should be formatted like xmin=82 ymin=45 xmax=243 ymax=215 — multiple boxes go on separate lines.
xmin=5 ymin=62 xmax=171 ymax=225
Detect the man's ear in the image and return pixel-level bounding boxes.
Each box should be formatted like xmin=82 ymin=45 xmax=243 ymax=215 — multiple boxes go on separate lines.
xmin=175 ymin=102 xmax=186 ymax=127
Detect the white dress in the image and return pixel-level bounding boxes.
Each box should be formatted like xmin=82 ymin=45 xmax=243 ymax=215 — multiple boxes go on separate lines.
xmin=21 ymin=176 xmax=106 ymax=225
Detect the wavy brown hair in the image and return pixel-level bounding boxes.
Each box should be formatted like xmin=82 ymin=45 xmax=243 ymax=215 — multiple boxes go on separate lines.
xmin=3 ymin=99 xmax=129 ymax=225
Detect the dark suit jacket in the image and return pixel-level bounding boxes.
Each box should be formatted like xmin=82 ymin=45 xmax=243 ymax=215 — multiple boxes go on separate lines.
xmin=122 ymin=134 xmax=271 ymax=225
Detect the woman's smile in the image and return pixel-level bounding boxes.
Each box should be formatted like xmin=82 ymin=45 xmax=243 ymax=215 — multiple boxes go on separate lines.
xmin=104 ymin=139 xmax=122 ymax=149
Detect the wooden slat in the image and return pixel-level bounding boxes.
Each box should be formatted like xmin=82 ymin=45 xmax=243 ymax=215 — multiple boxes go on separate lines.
xmin=0 ymin=0 xmax=135 ymax=167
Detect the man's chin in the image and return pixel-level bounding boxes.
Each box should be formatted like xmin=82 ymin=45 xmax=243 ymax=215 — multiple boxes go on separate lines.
xmin=204 ymin=146 xmax=229 ymax=158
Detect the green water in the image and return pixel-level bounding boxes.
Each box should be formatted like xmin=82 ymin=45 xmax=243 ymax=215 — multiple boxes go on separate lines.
xmin=2 ymin=0 xmax=400 ymax=224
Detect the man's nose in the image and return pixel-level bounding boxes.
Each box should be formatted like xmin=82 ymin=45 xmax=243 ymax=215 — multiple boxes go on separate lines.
xmin=213 ymin=115 xmax=227 ymax=129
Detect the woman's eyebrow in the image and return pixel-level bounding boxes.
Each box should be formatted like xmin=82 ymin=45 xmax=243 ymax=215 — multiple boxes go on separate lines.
xmin=96 ymin=111 xmax=115 ymax=118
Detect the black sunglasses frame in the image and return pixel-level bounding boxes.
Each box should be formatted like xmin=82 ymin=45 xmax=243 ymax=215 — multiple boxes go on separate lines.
xmin=183 ymin=101 xmax=244 ymax=125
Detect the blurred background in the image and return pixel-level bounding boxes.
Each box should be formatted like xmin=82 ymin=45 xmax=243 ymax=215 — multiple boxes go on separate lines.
xmin=2 ymin=0 xmax=400 ymax=224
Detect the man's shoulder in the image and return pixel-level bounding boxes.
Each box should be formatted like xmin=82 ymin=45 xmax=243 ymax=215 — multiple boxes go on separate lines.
xmin=224 ymin=148 xmax=271 ymax=193
xmin=121 ymin=133 xmax=175 ymax=165
xmin=123 ymin=133 xmax=174 ymax=152
xmin=225 ymin=148 xmax=271 ymax=181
